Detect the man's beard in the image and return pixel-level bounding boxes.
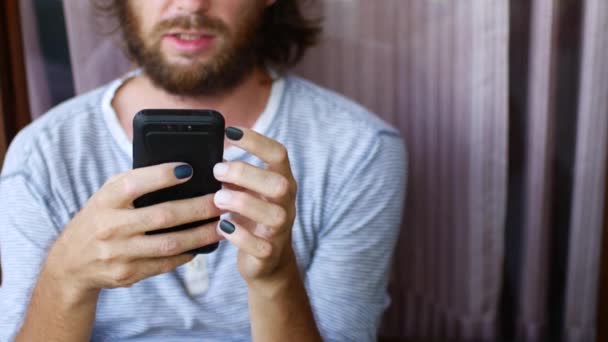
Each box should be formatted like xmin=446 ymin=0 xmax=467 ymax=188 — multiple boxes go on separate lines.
xmin=122 ymin=7 xmax=262 ymax=97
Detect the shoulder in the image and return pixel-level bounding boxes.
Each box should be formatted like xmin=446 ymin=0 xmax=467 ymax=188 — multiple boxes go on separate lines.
xmin=1 ymin=84 xmax=109 ymax=177
xmin=279 ymin=75 xmax=405 ymax=167
xmin=282 ymin=75 xmax=400 ymax=137
xmin=0 ymin=83 xmax=119 ymax=224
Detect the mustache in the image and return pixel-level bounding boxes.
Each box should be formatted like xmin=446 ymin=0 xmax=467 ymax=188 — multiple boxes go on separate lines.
xmin=152 ymin=14 xmax=228 ymax=36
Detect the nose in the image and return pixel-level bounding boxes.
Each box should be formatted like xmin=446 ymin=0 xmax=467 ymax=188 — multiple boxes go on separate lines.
xmin=172 ymin=0 xmax=210 ymax=14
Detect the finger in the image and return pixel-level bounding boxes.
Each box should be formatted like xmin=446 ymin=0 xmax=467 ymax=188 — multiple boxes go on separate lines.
xmin=213 ymin=161 xmax=291 ymax=201
xmin=135 ymin=253 xmax=195 ymax=280
xmin=214 ymin=189 xmax=287 ymax=232
xmin=217 ymin=220 xmax=273 ymax=260
xmin=224 ymin=183 xmax=247 ymax=193
xmin=128 ymin=222 xmax=223 ymax=258
xmin=225 ymin=127 xmax=293 ymax=176
xmin=96 ymin=163 xmax=194 ymax=208
xmin=124 ymin=194 xmax=221 ymax=235
xmin=230 ymin=212 xmax=271 ymax=240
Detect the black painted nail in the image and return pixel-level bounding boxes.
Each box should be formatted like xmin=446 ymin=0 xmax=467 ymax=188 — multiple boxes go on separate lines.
xmin=174 ymin=164 xmax=193 ymax=179
xmin=220 ymin=220 xmax=236 ymax=234
xmin=226 ymin=127 xmax=244 ymax=141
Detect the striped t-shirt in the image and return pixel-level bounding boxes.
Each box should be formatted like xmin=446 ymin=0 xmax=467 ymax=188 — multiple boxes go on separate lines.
xmin=0 ymin=73 xmax=406 ymax=342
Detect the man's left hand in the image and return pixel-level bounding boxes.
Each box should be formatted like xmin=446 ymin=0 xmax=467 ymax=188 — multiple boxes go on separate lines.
xmin=212 ymin=127 xmax=298 ymax=289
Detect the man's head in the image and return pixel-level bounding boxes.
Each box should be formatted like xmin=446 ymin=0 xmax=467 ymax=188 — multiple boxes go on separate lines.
xmin=101 ymin=0 xmax=321 ymax=97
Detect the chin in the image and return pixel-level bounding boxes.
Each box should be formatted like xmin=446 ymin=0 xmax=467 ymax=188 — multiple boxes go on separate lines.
xmin=164 ymin=54 xmax=213 ymax=67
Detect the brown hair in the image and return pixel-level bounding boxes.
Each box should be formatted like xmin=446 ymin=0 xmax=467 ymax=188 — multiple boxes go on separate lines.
xmin=95 ymin=0 xmax=322 ymax=71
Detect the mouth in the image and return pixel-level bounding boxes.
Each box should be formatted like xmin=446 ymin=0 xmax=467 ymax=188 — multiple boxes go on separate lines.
xmin=167 ymin=32 xmax=214 ymax=40
xmin=163 ymin=31 xmax=217 ymax=53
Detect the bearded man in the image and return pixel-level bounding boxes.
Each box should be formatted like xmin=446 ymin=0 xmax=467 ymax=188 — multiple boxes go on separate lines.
xmin=0 ymin=1 xmax=406 ymax=341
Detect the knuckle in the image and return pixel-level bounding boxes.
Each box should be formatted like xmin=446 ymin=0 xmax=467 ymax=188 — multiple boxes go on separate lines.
xmin=257 ymin=241 xmax=273 ymax=259
xmin=199 ymin=224 xmax=219 ymax=243
xmin=158 ymin=237 xmax=181 ymax=255
xmin=274 ymin=146 xmax=289 ymax=164
xmin=120 ymin=177 xmax=139 ymax=198
xmin=231 ymin=161 xmax=247 ymax=178
xmin=151 ymin=208 xmax=175 ymax=228
xmin=230 ymin=192 xmax=246 ymax=210
xmin=272 ymin=176 xmax=290 ymax=198
xmin=98 ymin=244 xmax=119 ymax=263
xmin=204 ymin=196 xmax=220 ymax=216
xmin=112 ymin=265 xmax=135 ymax=283
xmin=104 ymin=174 xmax=122 ymax=187
xmin=263 ymin=225 xmax=279 ymax=238
xmin=161 ymin=164 xmax=183 ymax=185
xmin=95 ymin=224 xmax=119 ymax=241
xmin=271 ymin=207 xmax=287 ymax=227
xmin=193 ymin=198 xmax=210 ymax=219
xmin=195 ymin=223 xmax=210 ymax=238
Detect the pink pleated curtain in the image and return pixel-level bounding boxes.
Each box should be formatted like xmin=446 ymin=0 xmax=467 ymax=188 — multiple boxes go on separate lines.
xmin=17 ymin=0 xmax=608 ymax=341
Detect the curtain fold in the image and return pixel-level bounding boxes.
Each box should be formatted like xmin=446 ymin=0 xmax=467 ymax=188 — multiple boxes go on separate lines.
xmin=510 ymin=0 xmax=608 ymax=340
xmin=513 ymin=0 xmax=557 ymax=339
xmin=19 ymin=0 xmax=52 ymax=118
xmin=62 ymin=0 xmax=131 ymax=95
xmin=563 ymin=0 xmax=608 ymax=340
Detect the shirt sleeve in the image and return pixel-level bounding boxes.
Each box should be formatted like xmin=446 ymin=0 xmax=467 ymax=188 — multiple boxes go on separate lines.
xmin=305 ymin=132 xmax=407 ymax=342
xmin=0 ymin=172 xmax=62 ymax=341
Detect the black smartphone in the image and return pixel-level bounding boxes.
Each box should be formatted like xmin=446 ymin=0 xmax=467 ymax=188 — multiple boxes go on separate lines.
xmin=132 ymin=109 xmax=225 ymax=254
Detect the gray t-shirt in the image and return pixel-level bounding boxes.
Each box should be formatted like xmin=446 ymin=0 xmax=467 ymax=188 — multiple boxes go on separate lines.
xmin=0 ymin=73 xmax=406 ymax=341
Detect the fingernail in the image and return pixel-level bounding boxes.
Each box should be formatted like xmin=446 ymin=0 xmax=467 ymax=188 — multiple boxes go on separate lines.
xmin=214 ymin=190 xmax=232 ymax=205
xmin=226 ymin=127 xmax=244 ymax=141
xmin=174 ymin=164 xmax=193 ymax=179
xmin=213 ymin=163 xmax=229 ymax=178
xmin=219 ymin=220 xmax=236 ymax=234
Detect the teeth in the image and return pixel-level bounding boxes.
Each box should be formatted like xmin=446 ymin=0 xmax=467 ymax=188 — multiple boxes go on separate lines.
xmin=177 ymin=34 xmax=202 ymax=41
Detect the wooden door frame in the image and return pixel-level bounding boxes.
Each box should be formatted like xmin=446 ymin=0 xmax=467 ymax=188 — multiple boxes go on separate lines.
xmin=0 ymin=0 xmax=31 ymax=286
xmin=0 ymin=0 xmax=32 ymax=168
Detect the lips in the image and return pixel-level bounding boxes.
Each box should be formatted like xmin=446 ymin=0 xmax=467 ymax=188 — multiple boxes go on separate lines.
xmin=174 ymin=33 xmax=204 ymax=41
xmin=168 ymin=32 xmax=213 ymax=40
xmin=163 ymin=32 xmax=216 ymax=53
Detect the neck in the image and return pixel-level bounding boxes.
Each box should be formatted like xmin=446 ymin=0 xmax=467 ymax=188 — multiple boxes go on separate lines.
xmin=112 ymin=67 xmax=274 ymax=140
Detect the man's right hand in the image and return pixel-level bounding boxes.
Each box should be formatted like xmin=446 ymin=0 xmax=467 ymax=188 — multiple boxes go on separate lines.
xmin=43 ymin=162 xmax=223 ymax=298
